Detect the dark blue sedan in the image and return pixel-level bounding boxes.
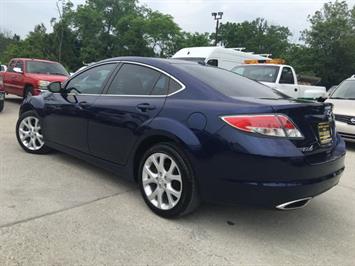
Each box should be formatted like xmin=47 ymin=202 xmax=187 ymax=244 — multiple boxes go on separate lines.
xmin=16 ymin=57 xmax=346 ymax=217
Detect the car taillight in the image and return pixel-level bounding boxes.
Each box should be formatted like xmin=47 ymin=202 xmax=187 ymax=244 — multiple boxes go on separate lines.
xmin=221 ymin=114 xmax=303 ymax=138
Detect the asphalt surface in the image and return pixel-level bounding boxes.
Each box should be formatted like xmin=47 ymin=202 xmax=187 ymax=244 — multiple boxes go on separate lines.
xmin=0 ymin=95 xmax=354 ymax=265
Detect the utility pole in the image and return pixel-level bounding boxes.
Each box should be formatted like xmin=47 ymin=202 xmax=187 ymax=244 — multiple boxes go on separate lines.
xmin=56 ymin=0 xmax=65 ymax=63
xmin=212 ymin=12 xmax=223 ymax=46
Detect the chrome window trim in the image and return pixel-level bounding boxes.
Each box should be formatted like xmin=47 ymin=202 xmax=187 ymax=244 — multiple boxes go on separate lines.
xmin=64 ymin=60 xmax=186 ymax=97
xmin=71 ymin=60 xmax=186 ymax=98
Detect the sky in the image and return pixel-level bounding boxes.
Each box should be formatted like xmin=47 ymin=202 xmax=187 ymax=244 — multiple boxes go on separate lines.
xmin=1 ymin=0 xmax=355 ymax=42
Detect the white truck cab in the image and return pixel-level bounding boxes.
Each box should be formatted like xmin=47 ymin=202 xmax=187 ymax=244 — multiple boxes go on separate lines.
xmin=172 ymin=46 xmax=270 ymax=70
xmin=232 ymin=62 xmax=326 ymax=99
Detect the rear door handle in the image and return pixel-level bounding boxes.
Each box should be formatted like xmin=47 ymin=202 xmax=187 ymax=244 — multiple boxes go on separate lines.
xmin=136 ymin=103 xmax=156 ymax=112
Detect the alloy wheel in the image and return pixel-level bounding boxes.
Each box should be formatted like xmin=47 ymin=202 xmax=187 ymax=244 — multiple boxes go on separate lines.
xmin=18 ymin=116 xmax=44 ymax=151
xmin=142 ymin=152 xmax=183 ymax=210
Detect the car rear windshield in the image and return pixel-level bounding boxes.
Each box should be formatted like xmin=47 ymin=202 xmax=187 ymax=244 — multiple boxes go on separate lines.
xmin=231 ymin=65 xmax=280 ymax=83
xmin=27 ymin=61 xmax=69 ymax=76
xmin=176 ymin=64 xmax=286 ymax=99
xmin=331 ymin=80 xmax=355 ymax=99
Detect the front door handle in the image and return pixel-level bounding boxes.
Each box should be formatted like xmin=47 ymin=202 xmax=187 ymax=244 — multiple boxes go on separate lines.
xmin=136 ymin=103 xmax=156 ymax=112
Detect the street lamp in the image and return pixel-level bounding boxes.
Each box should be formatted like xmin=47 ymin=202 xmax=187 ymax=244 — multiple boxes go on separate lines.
xmin=212 ymin=11 xmax=223 ymax=46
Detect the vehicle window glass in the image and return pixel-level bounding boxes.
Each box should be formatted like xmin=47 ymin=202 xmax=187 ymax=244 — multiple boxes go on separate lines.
xmin=27 ymin=61 xmax=69 ymax=76
xmin=15 ymin=61 xmax=24 ymax=72
xmin=107 ymin=64 xmax=161 ymax=95
xmin=168 ymin=79 xmax=183 ymax=94
xmin=7 ymin=60 xmax=17 ymax=72
xmin=177 ymin=64 xmax=286 ymax=99
xmin=231 ymin=65 xmax=279 ymax=83
xmin=151 ymin=74 xmax=169 ymax=95
xmin=66 ymin=64 xmax=116 ymax=95
xmin=331 ymin=80 xmax=355 ymax=99
xmin=207 ymin=59 xmax=218 ymax=67
xmin=279 ymin=67 xmax=295 ymax=84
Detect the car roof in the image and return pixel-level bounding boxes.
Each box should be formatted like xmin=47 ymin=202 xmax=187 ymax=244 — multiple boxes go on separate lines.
xmin=99 ymin=57 xmax=202 ymax=74
xmin=11 ymin=58 xmax=60 ymax=64
xmin=100 ymin=56 xmax=197 ymax=67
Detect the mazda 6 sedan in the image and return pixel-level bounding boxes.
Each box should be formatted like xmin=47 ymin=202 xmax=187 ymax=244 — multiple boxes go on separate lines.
xmin=16 ymin=57 xmax=346 ymax=218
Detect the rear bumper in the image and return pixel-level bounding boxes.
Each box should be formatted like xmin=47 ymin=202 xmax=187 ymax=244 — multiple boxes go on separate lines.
xmin=195 ymin=130 xmax=346 ymax=208
xmin=201 ymin=166 xmax=343 ymax=207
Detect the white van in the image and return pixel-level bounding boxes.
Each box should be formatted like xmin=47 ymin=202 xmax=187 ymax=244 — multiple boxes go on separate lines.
xmin=172 ymin=46 xmax=270 ymax=70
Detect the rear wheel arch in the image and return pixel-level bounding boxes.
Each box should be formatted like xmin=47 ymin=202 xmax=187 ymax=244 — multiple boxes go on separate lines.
xmin=133 ymin=135 xmax=181 ymax=182
xmin=132 ymin=130 xmax=200 ymax=183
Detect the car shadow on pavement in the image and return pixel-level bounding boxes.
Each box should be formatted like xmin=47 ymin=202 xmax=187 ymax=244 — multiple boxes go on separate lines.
xmin=51 ymin=151 xmax=138 ymax=190
xmin=35 ymin=148 xmax=353 ymax=254
xmin=5 ymin=96 xmax=22 ymax=105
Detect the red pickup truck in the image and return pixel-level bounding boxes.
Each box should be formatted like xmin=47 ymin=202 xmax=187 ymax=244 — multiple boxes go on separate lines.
xmin=0 ymin=58 xmax=69 ymax=99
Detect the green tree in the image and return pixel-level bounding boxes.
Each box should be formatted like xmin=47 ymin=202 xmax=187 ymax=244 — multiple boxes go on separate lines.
xmin=0 ymin=29 xmax=20 ymax=64
xmin=302 ymin=0 xmax=355 ymax=87
xmin=3 ymin=24 xmax=53 ymax=62
xmin=216 ymin=18 xmax=291 ymax=57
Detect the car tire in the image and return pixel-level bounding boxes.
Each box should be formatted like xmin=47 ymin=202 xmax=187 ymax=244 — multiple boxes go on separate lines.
xmin=23 ymin=85 xmax=33 ymax=100
xmin=138 ymin=143 xmax=200 ymax=218
xmin=0 ymin=100 xmax=4 ymax=112
xmin=16 ymin=111 xmax=51 ymax=154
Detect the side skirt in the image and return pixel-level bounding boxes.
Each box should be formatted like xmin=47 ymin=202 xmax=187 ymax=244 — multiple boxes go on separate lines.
xmin=46 ymin=141 xmax=134 ymax=181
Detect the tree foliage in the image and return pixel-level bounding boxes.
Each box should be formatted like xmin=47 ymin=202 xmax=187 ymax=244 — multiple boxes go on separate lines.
xmin=0 ymin=29 xmax=20 ymax=64
xmin=0 ymin=0 xmax=183 ymax=70
xmin=1 ymin=0 xmax=355 ymax=87
xmin=215 ymin=18 xmax=292 ymax=57
xmin=300 ymin=0 xmax=355 ymax=87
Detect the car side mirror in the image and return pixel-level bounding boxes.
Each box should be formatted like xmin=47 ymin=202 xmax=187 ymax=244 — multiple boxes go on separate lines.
xmin=13 ymin=67 xmax=23 ymax=74
xmin=317 ymin=96 xmax=328 ymax=102
xmin=48 ymin=81 xmax=62 ymax=93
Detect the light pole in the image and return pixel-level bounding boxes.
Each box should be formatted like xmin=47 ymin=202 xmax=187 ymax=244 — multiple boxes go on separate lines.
xmin=212 ymin=12 xmax=223 ymax=46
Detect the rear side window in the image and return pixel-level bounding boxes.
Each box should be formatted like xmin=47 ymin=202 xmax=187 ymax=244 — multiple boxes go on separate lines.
xmin=168 ymin=79 xmax=183 ymax=95
xmin=279 ymin=67 xmax=295 ymax=84
xmin=151 ymin=75 xmax=169 ymax=95
xmin=7 ymin=60 xmax=16 ymax=72
xmin=107 ymin=64 xmax=168 ymax=96
xmin=177 ymin=64 xmax=286 ymax=98
xmin=15 ymin=61 xmax=24 ymax=72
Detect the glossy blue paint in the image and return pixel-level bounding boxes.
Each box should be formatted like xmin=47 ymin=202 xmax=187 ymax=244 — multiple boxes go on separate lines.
xmin=20 ymin=57 xmax=346 ymax=207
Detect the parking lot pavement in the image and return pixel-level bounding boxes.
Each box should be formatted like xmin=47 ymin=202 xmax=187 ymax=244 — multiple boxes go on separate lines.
xmin=0 ymin=96 xmax=354 ymax=265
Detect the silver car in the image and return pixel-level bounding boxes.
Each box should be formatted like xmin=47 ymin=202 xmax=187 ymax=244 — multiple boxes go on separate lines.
xmin=326 ymin=76 xmax=355 ymax=142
